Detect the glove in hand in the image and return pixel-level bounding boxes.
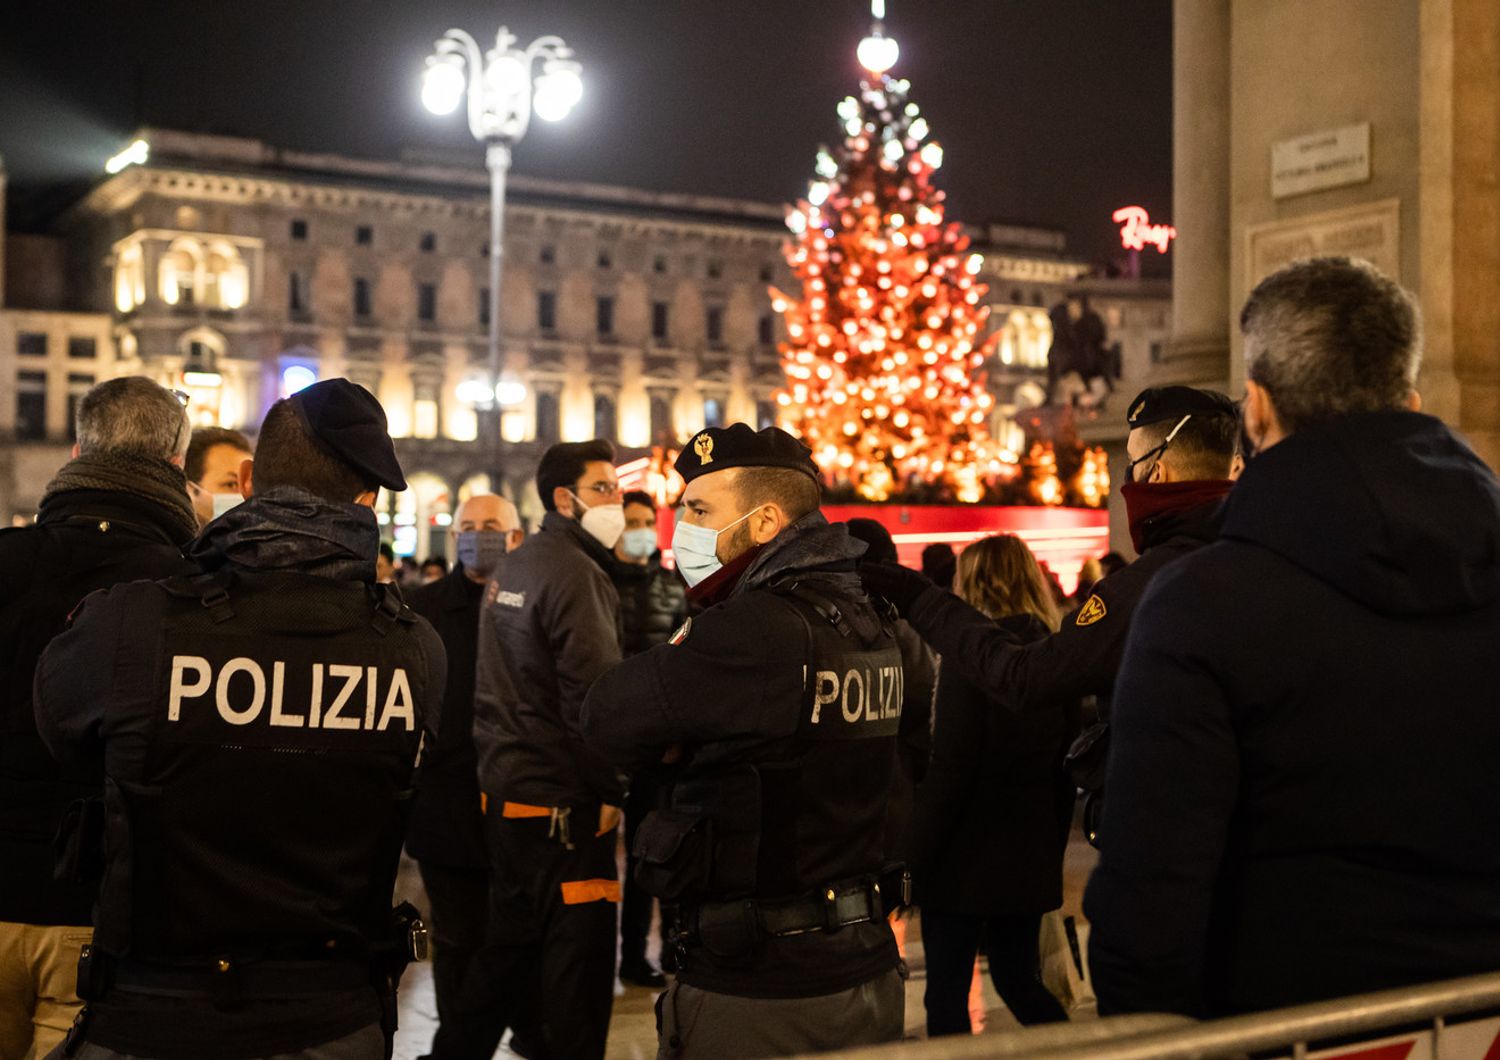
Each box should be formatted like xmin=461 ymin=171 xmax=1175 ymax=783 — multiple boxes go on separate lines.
xmin=859 ymin=561 xmax=932 ymax=616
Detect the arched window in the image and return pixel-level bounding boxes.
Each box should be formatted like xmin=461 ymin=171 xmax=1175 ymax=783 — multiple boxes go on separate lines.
xmin=160 ymin=239 xmax=205 ymax=306
xmin=115 ymin=244 xmax=146 ymax=312
xmin=593 ymin=392 xmax=617 ymax=442
xmin=206 ymin=241 xmax=249 ymax=310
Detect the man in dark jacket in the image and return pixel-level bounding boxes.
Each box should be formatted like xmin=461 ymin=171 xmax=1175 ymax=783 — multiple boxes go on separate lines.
xmin=862 ymin=387 xmax=1238 ymax=716
xmin=582 ymin=425 xmax=906 ymax=1059
xmin=466 ymin=440 xmax=624 ymax=1060
xmin=1086 ymin=256 xmax=1500 ymax=1017
xmin=0 ymin=377 xmax=198 ymax=1060
xmin=404 ymin=493 xmax=522 ymax=1049
xmin=609 ymin=489 xmax=686 ymax=988
xmin=33 ymin=379 xmax=445 ymax=1059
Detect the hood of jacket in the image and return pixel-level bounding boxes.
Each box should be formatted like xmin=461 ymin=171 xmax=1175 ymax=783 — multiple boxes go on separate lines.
xmin=1222 ymin=411 xmax=1500 ymax=617
xmin=185 ymin=485 xmax=381 ymax=582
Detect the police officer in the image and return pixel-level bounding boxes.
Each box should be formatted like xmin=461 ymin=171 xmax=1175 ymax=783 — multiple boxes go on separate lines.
xmin=34 ymin=379 xmax=445 ymax=1060
xmin=861 ymin=386 xmax=1239 ymax=843
xmin=582 ymin=424 xmax=906 ymax=1059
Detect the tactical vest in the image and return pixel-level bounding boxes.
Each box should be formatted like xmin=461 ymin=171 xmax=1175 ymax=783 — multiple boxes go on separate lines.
xmin=641 ymin=576 xmax=903 ymax=905
xmin=92 ymin=571 xmax=428 ymax=968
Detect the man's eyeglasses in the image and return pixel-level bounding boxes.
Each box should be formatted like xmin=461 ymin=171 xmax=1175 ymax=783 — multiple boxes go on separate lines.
xmin=1126 ymin=414 xmax=1192 ymax=483
xmin=576 ymin=481 xmax=621 ymax=497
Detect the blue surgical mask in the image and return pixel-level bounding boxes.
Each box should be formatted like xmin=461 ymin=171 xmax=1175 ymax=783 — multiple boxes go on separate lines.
xmin=211 ymin=493 xmax=242 ymax=519
xmin=671 ymin=508 xmax=759 ymax=588
xmin=621 ymin=527 xmax=657 ymax=561
xmin=456 ymin=529 xmax=509 ymax=578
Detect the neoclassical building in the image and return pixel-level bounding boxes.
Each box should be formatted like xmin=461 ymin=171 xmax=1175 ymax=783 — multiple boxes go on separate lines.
xmin=0 ymin=130 xmax=1171 ymax=557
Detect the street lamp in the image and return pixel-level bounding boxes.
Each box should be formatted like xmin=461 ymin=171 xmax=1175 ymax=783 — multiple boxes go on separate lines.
xmin=421 ymin=26 xmax=583 ymax=480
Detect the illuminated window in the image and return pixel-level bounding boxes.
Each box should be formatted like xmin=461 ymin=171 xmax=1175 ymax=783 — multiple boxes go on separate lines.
xmin=281 ymin=363 xmax=317 ymax=397
xmin=413 ymin=382 xmax=439 ymax=439
xmin=160 ymin=240 xmax=202 ymax=306
xmin=115 ymin=244 xmax=146 ymax=312
xmin=703 ymin=396 xmax=724 ymax=428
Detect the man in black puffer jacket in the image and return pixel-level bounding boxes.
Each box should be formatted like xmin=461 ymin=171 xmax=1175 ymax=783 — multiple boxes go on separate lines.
xmin=1087 ymin=256 xmax=1500 ymax=1018
xmin=0 ymin=378 xmax=198 ymax=1059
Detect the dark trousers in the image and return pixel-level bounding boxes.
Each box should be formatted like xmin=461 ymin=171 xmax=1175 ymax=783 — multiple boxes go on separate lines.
xmin=622 ymin=774 xmax=671 ymax=967
xmin=430 ymin=802 xmax=618 ymax=1060
xmin=921 ymin=909 xmax=1067 ymax=1035
xmin=415 ymin=861 xmax=488 ymax=1030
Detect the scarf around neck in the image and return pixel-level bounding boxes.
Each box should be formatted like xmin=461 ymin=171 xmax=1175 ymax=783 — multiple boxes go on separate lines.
xmin=42 ymin=450 xmax=199 ymax=542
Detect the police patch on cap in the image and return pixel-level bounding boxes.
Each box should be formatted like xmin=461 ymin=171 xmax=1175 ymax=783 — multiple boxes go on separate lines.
xmin=1126 ymin=386 xmax=1238 ymax=430
xmin=675 ymin=423 xmax=820 ymax=486
xmin=289 ymin=378 xmax=407 ymax=492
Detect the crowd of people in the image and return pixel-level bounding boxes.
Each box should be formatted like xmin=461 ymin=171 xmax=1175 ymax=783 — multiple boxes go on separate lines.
xmin=0 ymin=254 xmax=1497 ymax=1060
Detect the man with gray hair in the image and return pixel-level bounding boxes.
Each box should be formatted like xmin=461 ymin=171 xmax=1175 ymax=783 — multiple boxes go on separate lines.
xmin=0 ymin=376 xmax=198 ymax=1058
xmin=1086 ymin=257 xmax=1500 ymax=1017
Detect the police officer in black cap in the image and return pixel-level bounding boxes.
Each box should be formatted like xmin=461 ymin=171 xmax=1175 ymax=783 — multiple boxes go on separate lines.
xmin=35 ymin=379 xmax=445 ymax=1060
xmin=582 ymin=423 xmax=907 ymax=1059
xmin=863 ymin=386 xmax=1240 ymax=844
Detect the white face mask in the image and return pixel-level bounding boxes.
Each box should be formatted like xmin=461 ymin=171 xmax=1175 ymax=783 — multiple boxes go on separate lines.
xmin=671 ymin=507 xmax=759 ymax=588
xmin=210 ymin=492 xmax=243 ymax=520
xmin=570 ymin=491 xmax=625 ymax=550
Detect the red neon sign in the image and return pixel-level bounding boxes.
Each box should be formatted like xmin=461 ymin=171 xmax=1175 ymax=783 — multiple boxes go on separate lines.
xmin=1113 ymin=206 xmax=1177 ymax=254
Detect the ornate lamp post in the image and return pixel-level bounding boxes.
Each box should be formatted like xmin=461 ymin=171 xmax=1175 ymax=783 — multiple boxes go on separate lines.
xmin=421 ymin=26 xmax=583 ymax=481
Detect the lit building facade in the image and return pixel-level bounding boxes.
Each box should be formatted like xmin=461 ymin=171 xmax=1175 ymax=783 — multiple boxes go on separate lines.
xmin=1 ymin=131 xmax=1172 ymax=555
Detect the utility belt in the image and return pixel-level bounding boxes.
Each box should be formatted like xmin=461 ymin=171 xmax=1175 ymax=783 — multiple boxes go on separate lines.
xmin=496 ymin=799 xmax=598 ymax=850
xmin=676 ymin=875 xmax=894 ymax=961
xmin=68 ymin=904 xmax=428 ymax=1060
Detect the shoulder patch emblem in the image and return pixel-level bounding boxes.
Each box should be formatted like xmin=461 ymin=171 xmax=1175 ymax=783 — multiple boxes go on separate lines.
xmin=668 ymin=617 xmax=693 ymax=645
xmin=1075 ymin=594 xmax=1107 ymax=627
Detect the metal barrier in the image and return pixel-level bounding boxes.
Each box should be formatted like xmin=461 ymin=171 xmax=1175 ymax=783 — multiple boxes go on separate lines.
xmin=819 ymin=970 xmax=1500 ymax=1059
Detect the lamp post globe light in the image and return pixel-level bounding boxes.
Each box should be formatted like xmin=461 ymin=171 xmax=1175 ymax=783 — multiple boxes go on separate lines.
xmin=421 ymin=26 xmax=583 ymax=479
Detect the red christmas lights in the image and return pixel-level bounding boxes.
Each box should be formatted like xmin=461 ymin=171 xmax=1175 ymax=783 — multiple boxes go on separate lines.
xmin=771 ymin=75 xmax=1008 ymax=504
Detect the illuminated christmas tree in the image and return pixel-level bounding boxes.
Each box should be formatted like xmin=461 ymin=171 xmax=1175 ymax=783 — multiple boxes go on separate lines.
xmin=771 ymin=16 xmax=1007 ymax=504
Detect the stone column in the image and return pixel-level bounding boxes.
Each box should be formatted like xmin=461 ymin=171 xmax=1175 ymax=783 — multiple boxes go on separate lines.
xmin=1420 ymin=0 xmax=1500 ymax=469
xmin=1169 ymin=0 xmax=1233 ymax=386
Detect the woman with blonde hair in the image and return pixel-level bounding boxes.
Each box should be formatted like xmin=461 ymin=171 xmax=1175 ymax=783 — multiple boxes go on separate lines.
xmin=908 ymin=534 xmax=1079 ymax=1034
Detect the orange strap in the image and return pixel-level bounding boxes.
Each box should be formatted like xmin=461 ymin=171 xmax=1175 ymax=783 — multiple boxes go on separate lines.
xmin=501 ymin=801 xmax=553 ymax=819
xmin=561 ymin=878 xmax=622 ymax=905
xmin=480 ymin=793 xmax=487 ymax=815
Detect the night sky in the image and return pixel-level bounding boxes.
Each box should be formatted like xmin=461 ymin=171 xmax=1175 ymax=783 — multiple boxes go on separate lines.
xmin=0 ymin=0 xmax=1172 ymax=265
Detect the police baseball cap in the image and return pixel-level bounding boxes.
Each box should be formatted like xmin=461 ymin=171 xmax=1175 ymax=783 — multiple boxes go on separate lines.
xmin=289 ymin=378 xmax=407 ymax=492
xmin=1126 ymin=386 xmax=1238 ymax=430
xmin=675 ymin=423 xmax=820 ymax=486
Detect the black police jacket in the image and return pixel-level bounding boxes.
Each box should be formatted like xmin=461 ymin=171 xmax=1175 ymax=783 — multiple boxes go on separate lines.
xmin=900 ymin=498 xmax=1225 ymax=716
xmin=1086 ymin=413 xmax=1500 ymax=1018
xmin=582 ymin=513 xmax=903 ymax=1000
xmin=474 ymin=511 xmax=625 ymax=808
xmin=33 ymin=490 xmax=445 ymax=1059
xmin=0 ymin=487 xmax=195 ymax=926
xmin=404 ymin=564 xmax=486 ymax=868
